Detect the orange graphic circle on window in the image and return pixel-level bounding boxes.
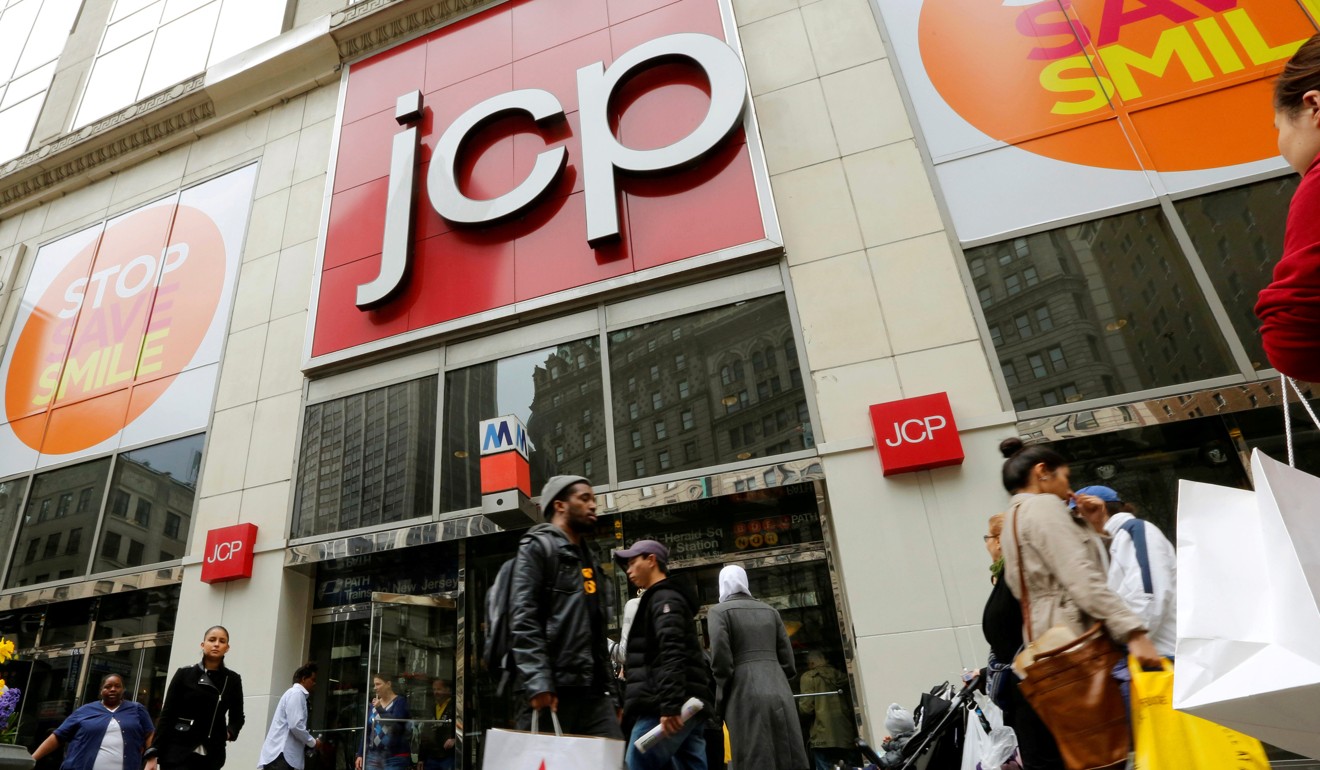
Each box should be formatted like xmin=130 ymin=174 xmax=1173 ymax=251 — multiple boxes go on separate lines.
xmin=4 ymin=205 xmax=225 ymax=453
xmin=917 ymin=0 xmax=1316 ymax=171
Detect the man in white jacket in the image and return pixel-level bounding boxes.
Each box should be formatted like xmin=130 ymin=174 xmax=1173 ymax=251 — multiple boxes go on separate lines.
xmin=1075 ymin=485 xmax=1177 ymax=655
xmin=1074 ymin=485 xmax=1177 ymax=706
xmin=258 ymin=663 xmax=321 ymax=770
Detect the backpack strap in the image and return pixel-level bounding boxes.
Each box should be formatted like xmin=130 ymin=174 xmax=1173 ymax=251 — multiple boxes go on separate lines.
xmin=1118 ymin=518 xmax=1153 ymax=595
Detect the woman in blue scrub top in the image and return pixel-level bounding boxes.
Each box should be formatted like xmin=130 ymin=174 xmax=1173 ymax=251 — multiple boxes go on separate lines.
xmin=30 ymin=674 xmax=155 ymax=770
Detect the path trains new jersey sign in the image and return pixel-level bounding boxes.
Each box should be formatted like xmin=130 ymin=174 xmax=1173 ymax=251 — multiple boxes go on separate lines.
xmin=307 ymin=0 xmax=778 ymax=364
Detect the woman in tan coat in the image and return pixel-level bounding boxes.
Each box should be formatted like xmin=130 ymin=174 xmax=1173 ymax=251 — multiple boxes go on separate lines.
xmin=996 ymin=438 xmax=1162 ymax=763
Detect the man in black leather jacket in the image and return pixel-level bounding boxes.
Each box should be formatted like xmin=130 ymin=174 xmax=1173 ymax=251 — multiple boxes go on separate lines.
xmin=509 ymin=475 xmax=622 ymax=738
xmin=616 ymin=540 xmax=715 ymax=770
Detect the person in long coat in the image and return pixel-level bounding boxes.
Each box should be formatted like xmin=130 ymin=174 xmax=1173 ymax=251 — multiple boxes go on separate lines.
xmin=707 ymin=564 xmax=809 ymax=770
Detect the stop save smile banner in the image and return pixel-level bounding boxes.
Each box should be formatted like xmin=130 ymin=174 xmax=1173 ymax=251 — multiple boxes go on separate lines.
xmin=876 ymin=0 xmax=1318 ymax=241
xmin=0 ymin=165 xmax=256 ymax=477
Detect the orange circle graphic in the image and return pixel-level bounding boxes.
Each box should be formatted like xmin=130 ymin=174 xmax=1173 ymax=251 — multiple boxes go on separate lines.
xmin=918 ymin=0 xmax=1317 ymax=171
xmin=5 ymin=205 xmax=225 ymax=453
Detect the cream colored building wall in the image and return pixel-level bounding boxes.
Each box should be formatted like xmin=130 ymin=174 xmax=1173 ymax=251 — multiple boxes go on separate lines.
xmin=732 ymin=0 xmax=1017 ymax=738
xmin=0 ymin=81 xmax=335 ymax=762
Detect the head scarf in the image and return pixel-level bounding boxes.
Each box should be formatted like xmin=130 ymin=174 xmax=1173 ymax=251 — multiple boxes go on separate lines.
xmin=718 ymin=564 xmax=750 ymax=602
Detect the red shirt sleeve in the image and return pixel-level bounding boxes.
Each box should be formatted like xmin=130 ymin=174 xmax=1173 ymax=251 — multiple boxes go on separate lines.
xmin=1256 ymin=155 xmax=1320 ymax=382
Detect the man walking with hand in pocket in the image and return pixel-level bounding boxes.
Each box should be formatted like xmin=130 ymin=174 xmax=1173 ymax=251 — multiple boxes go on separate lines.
xmin=257 ymin=663 xmax=320 ymax=770
xmin=615 ymin=539 xmax=715 ymax=770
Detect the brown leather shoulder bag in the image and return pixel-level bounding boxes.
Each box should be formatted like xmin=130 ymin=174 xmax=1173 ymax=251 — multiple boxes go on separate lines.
xmin=1010 ymin=503 xmax=1129 ymax=770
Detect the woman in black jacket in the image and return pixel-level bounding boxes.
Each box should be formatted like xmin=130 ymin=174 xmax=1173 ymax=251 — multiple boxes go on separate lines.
xmin=147 ymin=626 xmax=245 ymax=770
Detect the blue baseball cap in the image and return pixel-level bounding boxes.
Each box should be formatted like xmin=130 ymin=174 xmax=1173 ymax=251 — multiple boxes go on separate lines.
xmin=1071 ymin=485 xmax=1121 ymax=509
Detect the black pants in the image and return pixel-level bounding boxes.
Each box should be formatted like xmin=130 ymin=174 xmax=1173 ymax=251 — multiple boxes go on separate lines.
xmin=516 ymin=692 xmax=623 ymax=739
xmin=262 ymin=754 xmax=295 ymax=770
xmin=162 ymin=752 xmax=225 ymax=770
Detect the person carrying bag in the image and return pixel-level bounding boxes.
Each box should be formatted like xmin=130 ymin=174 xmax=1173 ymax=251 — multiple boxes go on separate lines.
xmin=996 ymin=439 xmax=1161 ymax=770
xmin=482 ymin=709 xmax=624 ymax=769
xmin=1129 ymin=657 xmax=1268 ymax=769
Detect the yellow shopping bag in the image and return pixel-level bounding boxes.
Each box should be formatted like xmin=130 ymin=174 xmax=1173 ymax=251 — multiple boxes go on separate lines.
xmin=1130 ymin=657 xmax=1270 ymax=769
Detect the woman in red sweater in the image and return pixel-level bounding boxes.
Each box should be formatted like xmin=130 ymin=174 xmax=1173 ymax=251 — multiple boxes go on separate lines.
xmin=1258 ymin=34 xmax=1320 ymax=382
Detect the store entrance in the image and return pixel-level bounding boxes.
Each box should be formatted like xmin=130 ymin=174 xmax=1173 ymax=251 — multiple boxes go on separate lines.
xmin=308 ymin=593 xmax=458 ymax=770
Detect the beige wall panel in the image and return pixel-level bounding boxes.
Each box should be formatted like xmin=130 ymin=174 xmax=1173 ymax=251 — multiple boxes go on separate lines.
xmin=811 ymin=358 xmax=902 ymax=445
xmin=244 ymin=391 xmax=302 ymax=488
xmin=771 ymin=159 xmax=866 ymax=266
xmin=216 ymin=325 xmax=270 ymax=411
xmin=200 ymin=403 xmax=257 ymax=497
xmin=230 ymin=253 xmax=278 ymax=333
xmin=822 ymin=449 xmax=954 ymax=637
xmin=867 ymin=233 xmax=979 ymax=356
xmin=821 ymin=60 xmax=912 ymax=157
xmin=243 ymin=188 xmax=291 ymax=263
xmin=790 ymin=251 xmax=891 ymax=370
xmin=843 ymin=141 xmax=944 ymax=249
xmin=754 ymin=80 xmax=839 ymax=175
xmin=801 ymin=0 xmax=887 ymax=75
xmin=853 ymin=628 xmax=963 ymax=741
xmin=740 ymin=10 xmax=817 ymax=96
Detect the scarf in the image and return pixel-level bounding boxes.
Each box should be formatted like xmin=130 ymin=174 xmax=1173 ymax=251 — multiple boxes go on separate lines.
xmin=718 ymin=564 xmax=750 ymax=602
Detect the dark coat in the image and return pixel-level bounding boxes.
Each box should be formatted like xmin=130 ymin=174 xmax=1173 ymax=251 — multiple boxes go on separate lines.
xmin=708 ymin=593 xmax=809 ymax=770
xmin=622 ymin=577 xmax=715 ymax=721
xmin=154 ymin=664 xmax=245 ymax=769
xmin=509 ymin=523 xmax=612 ymax=698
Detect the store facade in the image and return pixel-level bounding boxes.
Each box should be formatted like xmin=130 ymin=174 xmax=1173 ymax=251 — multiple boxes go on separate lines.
xmin=0 ymin=0 xmax=1316 ymax=767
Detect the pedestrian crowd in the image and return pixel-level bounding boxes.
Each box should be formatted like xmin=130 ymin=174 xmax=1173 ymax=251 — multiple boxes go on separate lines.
xmin=23 ymin=474 xmax=847 ymax=770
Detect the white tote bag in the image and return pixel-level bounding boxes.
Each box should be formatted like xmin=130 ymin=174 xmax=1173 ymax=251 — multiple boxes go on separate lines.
xmin=1174 ymin=446 xmax=1320 ymax=759
xmin=482 ymin=712 xmax=625 ymax=770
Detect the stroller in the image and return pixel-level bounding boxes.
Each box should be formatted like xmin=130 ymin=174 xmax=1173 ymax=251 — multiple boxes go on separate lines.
xmin=856 ymin=674 xmax=986 ymax=770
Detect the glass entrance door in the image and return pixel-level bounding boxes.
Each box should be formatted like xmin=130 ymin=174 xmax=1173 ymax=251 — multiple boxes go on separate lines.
xmin=363 ymin=594 xmax=458 ymax=770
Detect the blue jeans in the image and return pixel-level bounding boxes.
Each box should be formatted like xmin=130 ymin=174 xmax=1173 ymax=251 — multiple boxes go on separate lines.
xmin=625 ymin=715 xmax=707 ymax=770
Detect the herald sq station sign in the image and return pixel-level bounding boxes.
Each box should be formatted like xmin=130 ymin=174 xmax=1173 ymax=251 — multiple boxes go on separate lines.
xmin=869 ymin=393 xmax=965 ymax=476
xmin=307 ymin=0 xmax=779 ymax=365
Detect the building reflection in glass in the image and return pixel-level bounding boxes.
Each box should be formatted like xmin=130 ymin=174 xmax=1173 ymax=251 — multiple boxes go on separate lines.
xmin=967 ymin=207 xmax=1237 ymax=411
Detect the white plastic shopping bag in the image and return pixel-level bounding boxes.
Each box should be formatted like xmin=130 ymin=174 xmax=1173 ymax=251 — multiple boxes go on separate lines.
xmin=960 ymin=693 xmax=1010 ymax=770
xmin=482 ymin=712 xmax=625 ymax=770
xmin=1174 ymin=448 xmax=1320 ymax=759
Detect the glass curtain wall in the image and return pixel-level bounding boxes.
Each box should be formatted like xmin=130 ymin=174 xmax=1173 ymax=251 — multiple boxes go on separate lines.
xmin=0 ymin=433 xmax=202 ymax=590
xmin=967 ymin=174 xmax=1308 ymax=415
xmin=294 ymin=292 xmax=816 ymax=536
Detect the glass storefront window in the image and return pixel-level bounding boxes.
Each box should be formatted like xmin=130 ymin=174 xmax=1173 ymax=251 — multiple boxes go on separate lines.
xmin=93 ymin=436 xmax=202 ymax=573
xmin=294 ymin=377 xmax=438 ymax=538
xmin=609 ymin=296 xmax=812 ymax=482
xmin=1173 ymin=176 xmax=1299 ymax=371
xmin=1053 ymin=419 xmax=1250 ymax=539
xmin=94 ymin=585 xmax=179 ymax=639
xmin=966 ymin=208 xmax=1238 ymax=411
xmin=0 ymin=476 xmax=29 ymax=574
xmin=6 ymin=459 xmax=112 ymax=588
xmin=441 ymin=340 xmax=605 ymax=512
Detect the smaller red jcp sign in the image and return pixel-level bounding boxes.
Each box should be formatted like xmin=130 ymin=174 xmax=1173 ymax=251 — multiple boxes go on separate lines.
xmin=869 ymin=393 xmax=964 ymax=476
xmin=200 ymin=523 xmax=258 ymax=584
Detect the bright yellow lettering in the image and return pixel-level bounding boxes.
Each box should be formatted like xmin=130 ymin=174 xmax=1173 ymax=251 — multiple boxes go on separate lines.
xmin=1302 ymin=0 xmax=1320 ymax=29
xmin=106 ymin=343 xmax=133 ymax=386
xmin=95 ymin=342 xmax=112 ymax=389
xmin=138 ymin=328 xmax=170 ymax=376
xmin=32 ymin=364 xmax=60 ymax=407
xmin=1041 ymin=55 xmax=1115 ymax=115
xmin=1193 ymin=17 xmax=1244 ymax=74
xmin=1098 ymin=26 xmax=1212 ymax=101
xmin=57 ymin=350 xmax=101 ymax=400
xmin=1225 ymin=8 xmax=1305 ymax=67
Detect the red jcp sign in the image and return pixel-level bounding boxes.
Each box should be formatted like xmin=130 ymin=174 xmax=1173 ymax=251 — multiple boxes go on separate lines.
xmin=869 ymin=393 xmax=965 ymax=476
xmin=309 ymin=0 xmax=775 ymax=362
xmin=200 ymin=523 xmax=258 ymax=584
